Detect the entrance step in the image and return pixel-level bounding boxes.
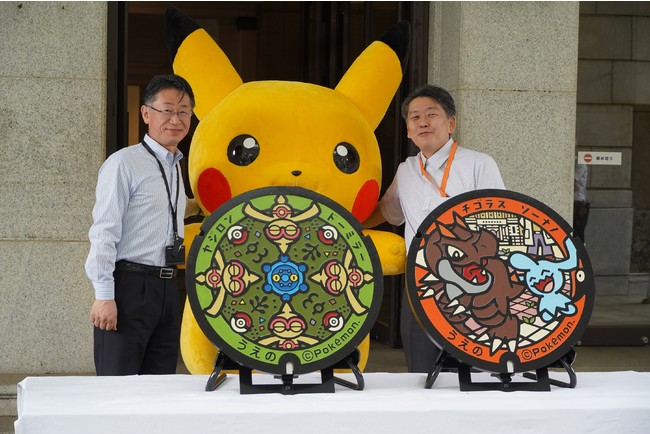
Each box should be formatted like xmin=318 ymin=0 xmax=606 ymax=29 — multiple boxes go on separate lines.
xmin=0 ymin=374 xmax=24 ymax=434
xmin=0 ymin=416 xmax=15 ymax=434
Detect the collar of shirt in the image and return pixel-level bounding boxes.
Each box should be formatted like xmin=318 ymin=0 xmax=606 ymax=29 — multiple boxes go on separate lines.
xmin=418 ymin=137 xmax=454 ymax=174
xmin=143 ymin=134 xmax=184 ymax=166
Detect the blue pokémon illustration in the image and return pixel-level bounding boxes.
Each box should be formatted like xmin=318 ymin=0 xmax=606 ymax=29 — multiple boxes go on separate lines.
xmin=508 ymin=238 xmax=579 ymax=322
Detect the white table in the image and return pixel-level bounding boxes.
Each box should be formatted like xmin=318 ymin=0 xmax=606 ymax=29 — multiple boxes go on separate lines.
xmin=15 ymin=371 xmax=650 ymax=434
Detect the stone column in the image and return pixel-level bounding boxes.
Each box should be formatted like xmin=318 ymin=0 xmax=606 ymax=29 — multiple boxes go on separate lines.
xmin=0 ymin=2 xmax=106 ymax=374
xmin=428 ymin=2 xmax=580 ymax=221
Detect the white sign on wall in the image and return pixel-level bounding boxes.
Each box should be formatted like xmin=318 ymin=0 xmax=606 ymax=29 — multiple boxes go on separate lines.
xmin=577 ymin=151 xmax=622 ymax=166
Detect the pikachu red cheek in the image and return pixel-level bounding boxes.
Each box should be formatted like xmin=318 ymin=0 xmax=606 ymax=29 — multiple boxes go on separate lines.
xmin=351 ymin=180 xmax=380 ymax=223
xmin=197 ymin=168 xmax=232 ymax=214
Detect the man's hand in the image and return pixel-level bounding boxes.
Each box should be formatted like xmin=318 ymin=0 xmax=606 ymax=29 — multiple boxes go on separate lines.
xmin=90 ymin=300 xmax=118 ymax=331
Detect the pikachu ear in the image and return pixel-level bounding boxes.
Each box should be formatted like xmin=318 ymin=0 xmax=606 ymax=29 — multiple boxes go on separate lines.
xmin=165 ymin=6 xmax=243 ymax=120
xmin=335 ymin=21 xmax=410 ymax=130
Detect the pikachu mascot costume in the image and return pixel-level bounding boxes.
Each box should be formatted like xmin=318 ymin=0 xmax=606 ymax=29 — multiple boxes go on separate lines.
xmin=166 ymin=6 xmax=409 ymax=374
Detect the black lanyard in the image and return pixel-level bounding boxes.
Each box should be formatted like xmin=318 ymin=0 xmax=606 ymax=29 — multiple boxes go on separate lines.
xmin=141 ymin=139 xmax=180 ymax=239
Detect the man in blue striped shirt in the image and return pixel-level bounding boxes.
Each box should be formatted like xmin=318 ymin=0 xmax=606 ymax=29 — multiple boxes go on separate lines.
xmin=86 ymin=74 xmax=195 ymax=375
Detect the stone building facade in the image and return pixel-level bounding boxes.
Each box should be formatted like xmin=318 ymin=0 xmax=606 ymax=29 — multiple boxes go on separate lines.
xmin=0 ymin=1 xmax=647 ymax=376
xmin=577 ymin=2 xmax=650 ymax=294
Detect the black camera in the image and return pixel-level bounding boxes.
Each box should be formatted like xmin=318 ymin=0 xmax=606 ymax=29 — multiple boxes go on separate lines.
xmin=165 ymin=237 xmax=186 ymax=265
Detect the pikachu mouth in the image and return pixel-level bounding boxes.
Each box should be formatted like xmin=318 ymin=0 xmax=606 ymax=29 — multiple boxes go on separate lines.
xmin=260 ymin=166 xmax=319 ymax=190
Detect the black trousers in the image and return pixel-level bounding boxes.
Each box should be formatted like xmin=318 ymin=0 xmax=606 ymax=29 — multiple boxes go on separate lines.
xmin=400 ymin=288 xmax=441 ymax=373
xmin=94 ymin=267 xmax=180 ymax=375
xmin=573 ymin=200 xmax=590 ymax=243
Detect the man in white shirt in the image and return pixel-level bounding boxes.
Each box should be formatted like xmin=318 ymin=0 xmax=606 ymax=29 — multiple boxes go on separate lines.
xmin=367 ymin=84 xmax=505 ymax=372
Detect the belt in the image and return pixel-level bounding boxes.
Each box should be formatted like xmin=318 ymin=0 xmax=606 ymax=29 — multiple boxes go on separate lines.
xmin=115 ymin=261 xmax=178 ymax=279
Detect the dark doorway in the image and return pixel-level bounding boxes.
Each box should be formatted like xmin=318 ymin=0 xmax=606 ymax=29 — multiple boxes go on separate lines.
xmin=107 ymin=1 xmax=430 ymax=348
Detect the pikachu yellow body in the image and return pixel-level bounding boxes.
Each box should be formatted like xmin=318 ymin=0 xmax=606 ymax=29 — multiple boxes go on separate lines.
xmin=166 ymin=7 xmax=409 ymax=374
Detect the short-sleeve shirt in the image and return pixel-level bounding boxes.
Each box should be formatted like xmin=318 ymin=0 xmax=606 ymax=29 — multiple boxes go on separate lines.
xmin=379 ymin=138 xmax=505 ymax=251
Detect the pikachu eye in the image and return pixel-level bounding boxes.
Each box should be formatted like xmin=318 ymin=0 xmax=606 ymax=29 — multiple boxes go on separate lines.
xmin=228 ymin=135 xmax=260 ymax=166
xmin=333 ymin=142 xmax=359 ymax=174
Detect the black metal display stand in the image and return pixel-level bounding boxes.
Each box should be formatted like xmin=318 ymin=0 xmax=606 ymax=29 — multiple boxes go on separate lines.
xmin=205 ymin=349 xmax=365 ymax=394
xmin=425 ymin=348 xmax=577 ymax=392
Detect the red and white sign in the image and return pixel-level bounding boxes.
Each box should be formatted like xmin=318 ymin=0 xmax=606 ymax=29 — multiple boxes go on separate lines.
xmin=578 ymin=151 xmax=621 ymax=166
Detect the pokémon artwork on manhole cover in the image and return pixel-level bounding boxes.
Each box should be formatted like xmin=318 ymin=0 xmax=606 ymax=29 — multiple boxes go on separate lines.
xmin=186 ymin=187 xmax=383 ymax=375
xmin=406 ymin=189 xmax=594 ymax=374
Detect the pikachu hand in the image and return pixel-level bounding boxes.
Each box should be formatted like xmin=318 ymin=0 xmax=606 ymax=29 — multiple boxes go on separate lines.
xmin=362 ymin=229 xmax=406 ymax=275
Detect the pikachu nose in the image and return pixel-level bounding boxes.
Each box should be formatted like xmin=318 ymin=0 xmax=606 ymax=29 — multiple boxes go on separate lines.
xmin=291 ymin=170 xmax=302 ymax=177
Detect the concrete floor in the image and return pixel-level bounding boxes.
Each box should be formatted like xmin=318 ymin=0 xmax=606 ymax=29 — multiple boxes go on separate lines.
xmin=589 ymin=294 xmax=650 ymax=326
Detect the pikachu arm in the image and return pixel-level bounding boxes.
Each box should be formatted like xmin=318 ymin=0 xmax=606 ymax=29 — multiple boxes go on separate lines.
xmin=362 ymin=229 xmax=406 ymax=276
xmin=363 ymin=203 xmax=386 ymax=229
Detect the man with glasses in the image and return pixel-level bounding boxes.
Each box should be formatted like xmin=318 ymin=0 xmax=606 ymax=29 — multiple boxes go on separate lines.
xmin=366 ymin=84 xmax=505 ymax=373
xmin=86 ymin=74 xmax=195 ymax=375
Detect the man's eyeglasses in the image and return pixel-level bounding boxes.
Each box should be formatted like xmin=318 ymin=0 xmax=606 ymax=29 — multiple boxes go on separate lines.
xmin=145 ymin=105 xmax=192 ymax=119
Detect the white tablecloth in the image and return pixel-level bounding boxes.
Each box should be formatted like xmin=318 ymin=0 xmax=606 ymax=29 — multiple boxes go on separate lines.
xmin=15 ymin=371 xmax=650 ymax=434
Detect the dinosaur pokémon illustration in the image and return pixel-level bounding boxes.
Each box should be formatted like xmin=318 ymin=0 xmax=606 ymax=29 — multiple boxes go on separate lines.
xmin=165 ymin=6 xmax=410 ymax=374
